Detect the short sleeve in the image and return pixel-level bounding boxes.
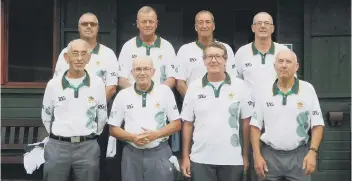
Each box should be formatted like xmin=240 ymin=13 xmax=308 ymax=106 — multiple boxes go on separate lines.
xmin=250 ymin=99 xmax=264 ymax=130
xmin=180 ymin=85 xmax=196 ymax=122
xmin=233 ymin=48 xmax=244 ymax=80
xmin=225 ymin=44 xmax=239 ymax=78
xmin=54 ymin=49 xmax=68 ymax=78
xmin=108 ymin=91 xmax=126 ymax=127
xmin=164 ymin=44 xmax=177 ymax=79
xmin=164 ymin=86 xmax=180 ymax=121
xmin=308 ymin=84 xmax=325 ymax=128
xmin=117 ymin=43 xmax=132 ymax=79
xmin=175 ymin=46 xmax=188 ymax=81
xmin=240 ymin=83 xmax=254 ymax=119
xmin=105 ymin=50 xmax=119 ymax=86
xmin=96 ymin=79 xmax=108 ymax=134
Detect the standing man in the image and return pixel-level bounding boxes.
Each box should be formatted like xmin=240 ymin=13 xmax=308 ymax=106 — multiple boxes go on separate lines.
xmin=180 ymin=42 xmax=253 ymax=181
xmin=250 ymin=49 xmax=324 ymax=181
xmin=42 ymin=39 xmax=107 ymax=181
xmin=232 ymin=12 xmax=289 ymax=181
xmin=53 ymin=12 xmax=119 ymax=181
xmin=176 ymin=10 xmax=238 ymax=98
xmin=118 ymin=6 xmax=177 ymax=89
xmin=108 ymin=56 xmax=181 ymax=181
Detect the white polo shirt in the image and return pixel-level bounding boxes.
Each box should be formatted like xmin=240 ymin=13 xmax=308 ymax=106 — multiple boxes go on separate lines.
xmin=250 ymin=78 xmax=325 ymax=151
xmin=181 ymin=73 xmax=254 ymax=165
xmin=118 ymin=36 xmax=177 ymax=85
xmin=42 ymin=71 xmax=108 ymax=137
xmin=108 ymin=82 xmax=180 ymax=149
xmin=54 ymin=43 xmax=119 ymax=86
xmin=234 ymin=42 xmax=289 ymax=100
xmin=176 ymin=41 xmax=238 ymax=86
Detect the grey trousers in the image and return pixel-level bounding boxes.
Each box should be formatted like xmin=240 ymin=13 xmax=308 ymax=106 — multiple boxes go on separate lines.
xmin=121 ymin=142 xmax=174 ymax=181
xmin=190 ymin=161 xmax=244 ymax=181
xmin=43 ymin=138 xmax=100 ymax=181
xmin=261 ymin=143 xmax=311 ymax=181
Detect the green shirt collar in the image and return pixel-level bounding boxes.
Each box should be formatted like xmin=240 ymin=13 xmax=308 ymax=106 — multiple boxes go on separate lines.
xmin=202 ymin=72 xmax=231 ymax=87
xmin=134 ymin=81 xmax=154 ymax=95
xmin=252 ymin=41 xmax=275 ymax=55
xmin=272 ymin=78 xmax=299 ymax=96
xmin=61 ymin=70 xmax=90 ymax=89
xmin=195 ymin=39 xmax=216 ymax=50
xmin=136 ymin=35 xmax=161 ymax=48
xmin=91 ymin=43 xmax=100 ymax=54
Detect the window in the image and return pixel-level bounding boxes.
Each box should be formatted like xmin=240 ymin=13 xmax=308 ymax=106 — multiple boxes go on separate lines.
xmin=1 ymin=0 xmax=56 ymax=88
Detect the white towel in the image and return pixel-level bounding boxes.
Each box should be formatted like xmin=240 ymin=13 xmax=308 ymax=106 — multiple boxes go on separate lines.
xmin=23 ymin=137 xmax=48 ymax=174
xmin=106 ymin=136 xmax=116 ymax=157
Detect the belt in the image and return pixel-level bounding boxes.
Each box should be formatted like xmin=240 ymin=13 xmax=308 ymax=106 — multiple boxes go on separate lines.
xmin=261 ymin=141 xmax=307 ymax=154
xmin=49 ymin=133 xmax=98 ymax=143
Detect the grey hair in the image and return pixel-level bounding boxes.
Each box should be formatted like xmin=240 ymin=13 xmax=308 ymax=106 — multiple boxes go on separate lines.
xmin=195 ymin=10 xmax=215 ymax=23
xmin=132 ymin=55 xmax=154 ymax=68
xmin=66 ymin=39 xmax=90 ymax=52
xmin=252 ymin=12 xmax=273 ymax=24
xmin=137 ymin=6 xmax=157 ymax=19
xmin=78 ymin=12 xmax=99 ymax=25
xmin=275 ymin=49 xmax=298 ymax=64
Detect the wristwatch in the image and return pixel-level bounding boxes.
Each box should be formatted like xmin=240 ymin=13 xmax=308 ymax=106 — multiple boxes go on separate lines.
xmin=309 ymin=147 xmax=318 ymax=153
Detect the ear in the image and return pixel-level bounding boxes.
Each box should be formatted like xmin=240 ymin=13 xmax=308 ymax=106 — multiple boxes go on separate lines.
xmin=194 ymin=24 xmax=197 ymax=32
xmin=155 ymin=20 xmax=159 ymax=29
xmin=86 ymin=54 xmax=91 ymax=64
xmin=213 ymin=23 xmax=215 ymax=31
xmin=251 ymin=25 xmax=255 ymax=33
xmin=64 ymin=52 xmax=69 ymax=64
xmin=151 ymin=68 xmax=156 ymax=76
xmin=272 ymin=25 xmax=275 ymax=33
xmin=296 ymin=62 xmax=299 ymax=72
xmin=136 ymin=20 xmax=139 ymax=29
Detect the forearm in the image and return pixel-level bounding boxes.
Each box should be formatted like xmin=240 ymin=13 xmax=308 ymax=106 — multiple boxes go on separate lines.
xmin=250 ymin=126 xmax=262 ymax=157
xmin=182 ymin=121 xmax=193 ymax=158
xmin=242 ymin=118 xmax=250 ymax=158
xmin=176 ymin=80 xmax=187 ymax=97
xmin=109 ymin=126 xmax=136 ymax=142
xmin=310 ymin=125 xmax=324 ymax=149
xmin=163 ymin=77 xmax=176 ymax=89
xmin=118 ymin=77 xmax=131 ymax=89
xmin=105 ymin=86 xmax=117 ymax=101
xmin=156 ymin=119 xmax=181 ymax=138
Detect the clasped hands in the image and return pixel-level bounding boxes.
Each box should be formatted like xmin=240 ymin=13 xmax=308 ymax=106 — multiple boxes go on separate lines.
xmin=132 ymin=127 xmax=160 ymax=147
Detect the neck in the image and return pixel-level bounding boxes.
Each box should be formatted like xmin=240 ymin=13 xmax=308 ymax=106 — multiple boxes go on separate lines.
xmin=136 ymin=81 xmax=152 ymax=92
xmin=139 ymin=34 xmax=157 ymax=46
xmin=254 ymin=37 xmax=272 ymax=52
xmin=198 ymin=35 xmax=214 ymax=46
xmin=277 ymin=77 xmax=295 ymax=91
xmin=81 ymin=37 xmax=97 ymax=50
xmin=67 ymin=69 xmax=85 ymax=79
xmin=207 ymin=72 xmax=226 ymax=82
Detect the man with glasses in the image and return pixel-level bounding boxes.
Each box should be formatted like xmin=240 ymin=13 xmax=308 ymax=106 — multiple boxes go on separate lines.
xmin=176 ymin=10 xmax=237 ymax=98
xmin=118 ymin=6 xmax=177 ymax=89
xmin=180 ymin=42 xmax=253 ymax=181
xmin=109 ymin=56 xmax=181 ymax=181
xmin=53 ymin=12 xmax=119 ymax=181
xmin=42 ymin=39 xmax=107 ymax=181
xmin=232 ymin=12 xmax=289 ymax=181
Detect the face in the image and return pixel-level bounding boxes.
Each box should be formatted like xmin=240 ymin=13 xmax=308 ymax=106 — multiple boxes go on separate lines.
xmin=195 ymin=12 xmax=215 ymax=38
xmin=78 ymin=14 xmax=99 ymax=40
xmin=274 ymin=51 xmax=299 ymax=79
xmin=203 ymin=47 xmax=226 ymax=74
xmin=131 ymin=59 xmax=155 ymax=85
xmin=137 ymin=11 xmax=158 ymax=37
xmin=251 ymin=13 xmax=274 ymax=39
xmin=64 ymin=42 xmax=91 ymax=72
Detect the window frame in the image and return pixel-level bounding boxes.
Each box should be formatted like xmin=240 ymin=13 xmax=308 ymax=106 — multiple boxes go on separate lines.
xmin=1 ymin=0 xmax=57 ymax=88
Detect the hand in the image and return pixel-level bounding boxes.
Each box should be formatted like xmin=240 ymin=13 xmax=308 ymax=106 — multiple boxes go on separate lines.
xmin=302 ymin=150 xmax=317 ymax=175
xmin=132 ymin=134 xmax=150 ymax=147
xmin=180 ymin=157 xmax=191 ymax=177
xmin=139 ymin=127 xmax=160 ymax=142
xmin=254 ymin=154 xmax=268 ymax=179
xmin=243 ymin=156 xmax=249 ymax=174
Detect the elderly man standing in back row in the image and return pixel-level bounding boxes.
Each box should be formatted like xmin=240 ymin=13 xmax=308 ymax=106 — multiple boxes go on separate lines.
xmin=250 ymin=49 xmax=324 ymax=181
xmin=53 ymin=12 xmax=119 ymax=181
xmin=118 ymin=6 xmax=177 ymax=89
xmin=109 ymin=56 xmax=181 ymax=181
xmin=42 ymin=39 xmax=107 ymax=181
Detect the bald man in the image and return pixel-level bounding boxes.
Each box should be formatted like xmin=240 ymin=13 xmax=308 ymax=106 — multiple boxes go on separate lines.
xmin=42 ymin=39 xmax=107 ymax=181
xmin=108 ymin=56 xmax=181 ymax=181
xmin=250 ymin=49 xmax=324 ymax=181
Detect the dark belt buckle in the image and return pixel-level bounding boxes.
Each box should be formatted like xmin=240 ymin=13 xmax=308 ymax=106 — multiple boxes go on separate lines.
xmin=71 ymin=136 xmax=80 ymax=143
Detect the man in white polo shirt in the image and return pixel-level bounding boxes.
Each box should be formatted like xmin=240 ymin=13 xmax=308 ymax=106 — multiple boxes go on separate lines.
xmin=180 ymin=42 xmax=253 ymax=181
xmin=108 ymin=56 xmax=181 ymax=181
xmin=176 ymin=10 xmax=237 ymax=98
xmin=250 ymin=49 xmax=324 ymax=181
xmin=42 ymin=39 xmax=107 ymax=181
xmin=118 ymin=6 xmax=177 ymax=89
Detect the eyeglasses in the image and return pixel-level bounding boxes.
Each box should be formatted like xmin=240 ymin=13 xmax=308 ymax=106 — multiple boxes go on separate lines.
xmin=253 ymin=21 xmax=273 ymax=26
xmin=203 ymin=55 xmax=225 ymax=61
xmin=80 ymin=22 xmax=98 ymax=27
xmin=69 ymin=51 xmax=89 ymax=58
xmin=133 ymin=67 xmax=153 ymax=73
